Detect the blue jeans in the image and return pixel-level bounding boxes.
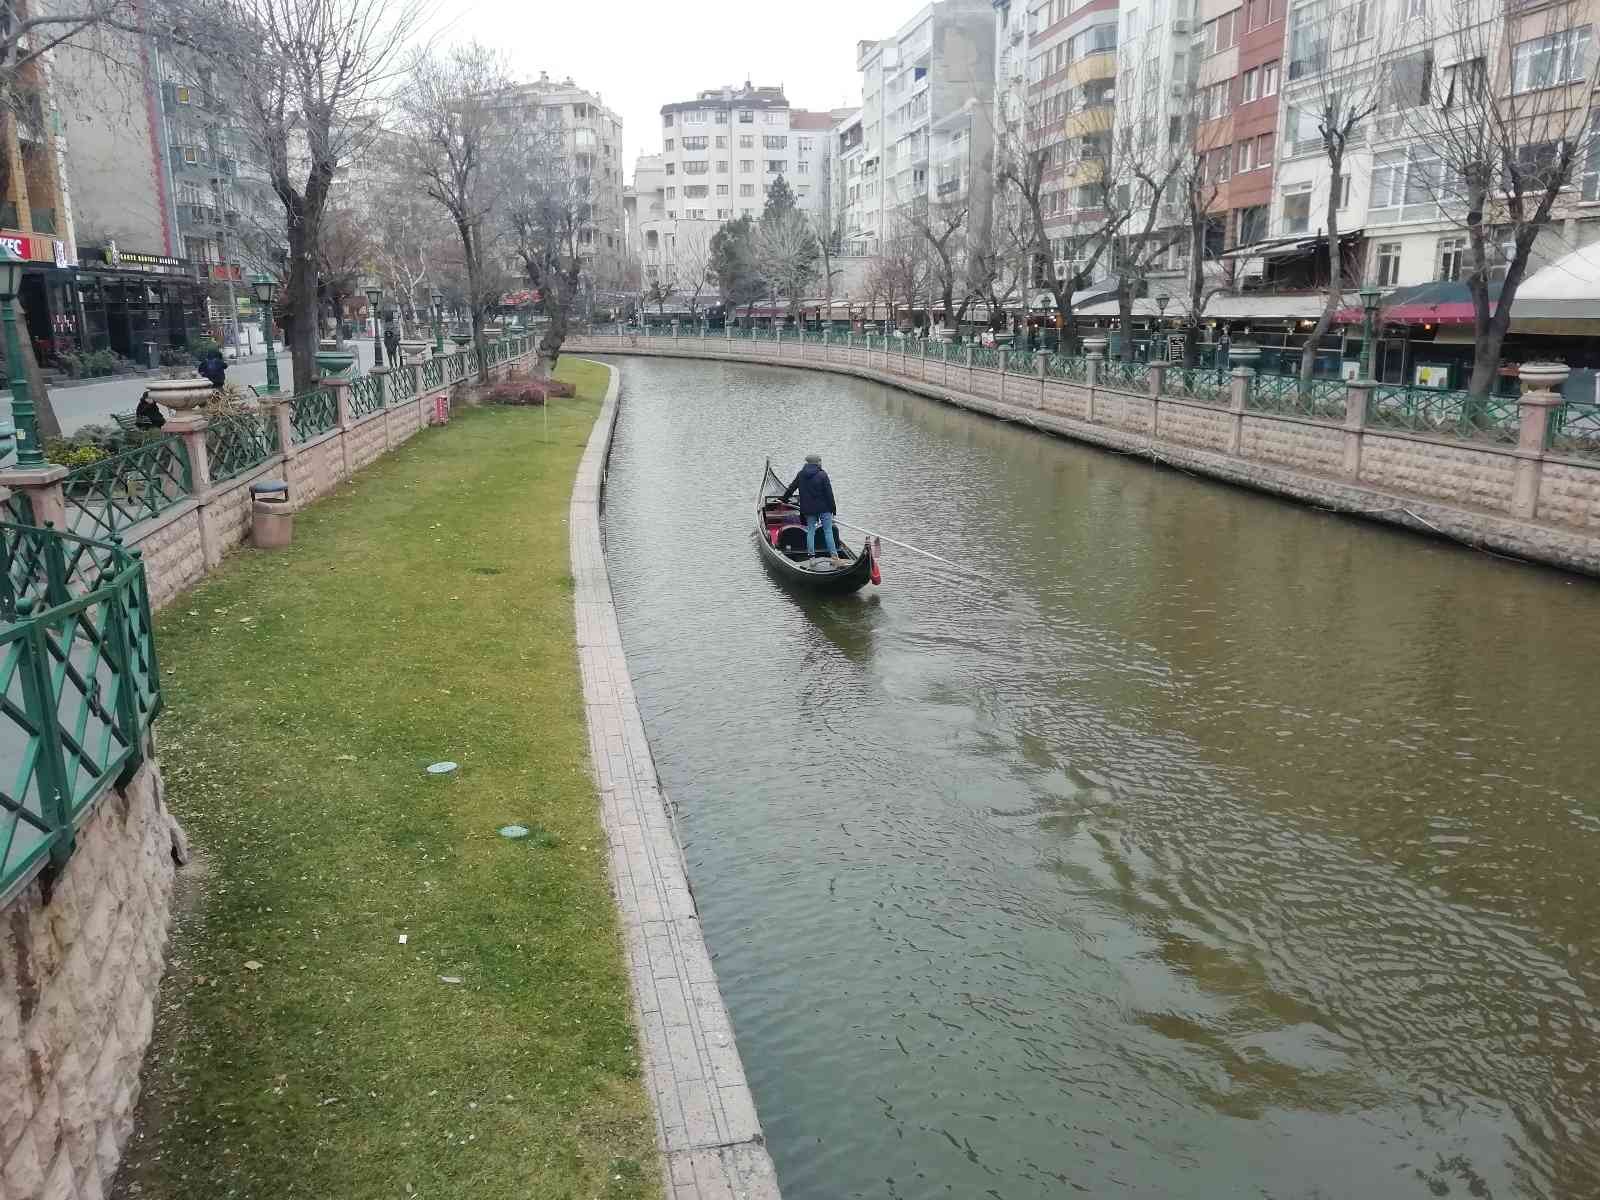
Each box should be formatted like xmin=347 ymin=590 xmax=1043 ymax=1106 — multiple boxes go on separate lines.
xmin=805 ymin=513 xmax=838 ymax=557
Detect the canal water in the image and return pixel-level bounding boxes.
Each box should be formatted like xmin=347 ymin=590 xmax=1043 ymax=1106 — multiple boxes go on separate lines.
xmin=598 ymin=355 xmax=1600 ymax=1200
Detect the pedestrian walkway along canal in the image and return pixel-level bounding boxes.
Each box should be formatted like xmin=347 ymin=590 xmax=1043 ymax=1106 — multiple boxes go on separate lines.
xmin=598 ymin=355 xmax=1600 ymax=1200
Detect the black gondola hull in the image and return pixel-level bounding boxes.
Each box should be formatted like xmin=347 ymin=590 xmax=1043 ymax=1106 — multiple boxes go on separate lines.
xmin=755 ymin=460 xmax=875 ymax=594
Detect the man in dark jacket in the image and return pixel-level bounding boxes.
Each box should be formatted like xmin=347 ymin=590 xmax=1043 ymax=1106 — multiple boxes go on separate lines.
xmin=199 ymin=347 xmax=226 ymax=389
xmin=781 ymin=453 xmax=844 ymax=566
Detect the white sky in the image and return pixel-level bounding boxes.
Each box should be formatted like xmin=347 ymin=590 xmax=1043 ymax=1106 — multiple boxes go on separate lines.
xmin=430 ymin=0 xmax=893 ymax=173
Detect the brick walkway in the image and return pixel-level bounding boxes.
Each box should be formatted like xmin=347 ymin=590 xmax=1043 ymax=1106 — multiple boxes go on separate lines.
xmin=569 ymin=360 xmax=781 ymax=1200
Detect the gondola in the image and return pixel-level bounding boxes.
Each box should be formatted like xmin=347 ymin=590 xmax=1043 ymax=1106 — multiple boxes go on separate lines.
xmin=756 ymin=460 xmax=880 ymax=594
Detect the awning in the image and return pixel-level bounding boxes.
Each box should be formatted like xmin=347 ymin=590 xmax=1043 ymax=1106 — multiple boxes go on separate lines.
xmin=1220 ymin=230 xmax=1364 ymax=263
xmin=1332 ymin=281 xmax=1503 ymax=326
xmin=1510 ymin=242 xmax=1600 ymax=319
xmin=1074 ymin=293 xmax=1355 ymax=320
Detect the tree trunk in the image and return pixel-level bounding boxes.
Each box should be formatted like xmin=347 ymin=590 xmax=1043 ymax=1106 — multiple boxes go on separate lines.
xmin=286 ymin=226 xmax=318 ymax=398
xmin=1300 ymin=142 xmax=1344 ymax=387
xmin=1116 ymin=282 xmax=1136 ymax=361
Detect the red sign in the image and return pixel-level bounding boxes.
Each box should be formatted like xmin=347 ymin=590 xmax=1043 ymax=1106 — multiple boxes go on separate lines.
xmin=434 ymin=394 xmax=449 ymax=425
xmin=209 ymin=263 xmax=243 ymax=282
xmin=0 ymin=234 xmax=33 ymax=261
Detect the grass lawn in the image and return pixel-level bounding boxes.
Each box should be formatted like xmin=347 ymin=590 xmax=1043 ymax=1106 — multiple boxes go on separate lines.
xmin=116 ymin=357 xmax=659 ymax=1200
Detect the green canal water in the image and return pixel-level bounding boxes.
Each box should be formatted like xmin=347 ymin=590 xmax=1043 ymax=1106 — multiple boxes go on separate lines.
xmin=598 ymin=355 xmax=1600 ymax=1200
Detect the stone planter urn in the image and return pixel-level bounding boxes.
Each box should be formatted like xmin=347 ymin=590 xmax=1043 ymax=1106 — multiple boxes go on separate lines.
xmin=314 ymin=347 xmax=357 ymax=377
xmin=143 ymin=377 xmax=215 ymax=411
xmin=398 ymin=339 xmax=431 ymax=364
xmin=450 ymin=332 xmax=473 ymax=349
xmin=1083 ymin=337 xmax=1109 ymax=357
xmin=1229 ymin=344 xmax=1263 ymax=369
xmin=1518 ymin=361 xmax=1569 ymax=395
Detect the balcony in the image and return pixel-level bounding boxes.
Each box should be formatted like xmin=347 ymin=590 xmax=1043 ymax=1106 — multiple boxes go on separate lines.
xmin=1066 ymin=50 xmax=1117 ymax=87
xmin=30 ymin=208 xmax=55 ymax=235
xmin=1062 ymin=104 xmax=1114 ymax=138
xmin=177 ymin=203 xmax=225 ymax=232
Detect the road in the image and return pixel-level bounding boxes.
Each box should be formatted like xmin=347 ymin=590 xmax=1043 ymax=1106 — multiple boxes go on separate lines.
xmin=31 ymin=344 xmax=374 ymax=436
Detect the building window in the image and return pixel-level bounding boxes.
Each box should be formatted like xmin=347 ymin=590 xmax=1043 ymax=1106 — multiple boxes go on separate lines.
xmin=1336 ymin=172 xmax=1351 ymax=208
xmin=683 ymin=160 xmax=709 ymax=175
xmin=799 ymin=137 xmax=813 ymax=151
xmin=1369 ymin=145 xmax=1443 ymax=223
xmin=764 ymin=135 xmax=787 ymax=149
xmin=740 ymin=183 xmax=755 ymax=197
xmin=663 ymin=113 xmax=674 ymax=127
xmin=684 ymin=185 xmax=709 ymax=198
xmin=686 ymin=209 xmax=706 ymax=219
xmin=767 ymin=159 xmax=785 ymax=173
xmin=1256 ymin=133 xmax=1274 ymax=167
xmin=740 ymin=159 xmax=754 ymax=173
xmin=683 ymin=136 xmax=708 ymax=150
xmin=1282 ymin=184 xmax=1312 ymax=233
xmin=665 ymin=162 xmax=675 ymax=175
xmin=1241 ymin=68 xmax=1258 ymax=103
xmin=1436 ymin=236 xmax=1467 ymax=281
xmin=717 ymin=183 xmax=729 ymax=196
xmin=717 ymin=160 xmax=728 ymax=173
xmin=1375 ymin=241 xmax=1401 ymax=286
xmin=1237 ymin=205 xmax=1268 ymax=244
xmin=1513 ymin=27 xmax=1591 ymax=94
xmin=666 ymin=187 xmax=676 ymax=200
xmin=764 ymin=111 xmax=782 ymax=124
xmin=797 ymin=160 xmax=809 ymax=173
xmin=717 ymin=208 xmax=731 ymax=219
xmin=1262 ymin=60 xmax=1279 ymax=96
xmin=739 ymin=109 xmax=754 ymax=123
xmin=715 ymin=136 xmax=727 ymax=148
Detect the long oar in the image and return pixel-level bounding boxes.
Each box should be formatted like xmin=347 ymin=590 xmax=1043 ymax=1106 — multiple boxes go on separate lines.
xmin=832 ymin=519 xmax=962 ymax=570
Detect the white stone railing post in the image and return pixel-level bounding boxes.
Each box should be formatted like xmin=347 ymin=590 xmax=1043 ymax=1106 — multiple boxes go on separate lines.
xmin=1227 ymin=346 xmax=1260 ymax=456
xmin=1512 ymin=362 xmax=1568 ymax=519
xmin=1083 ymin=337 xmax=1108 ymax=423
xmin=1343 ymin=380 xmax=1372 ymax=478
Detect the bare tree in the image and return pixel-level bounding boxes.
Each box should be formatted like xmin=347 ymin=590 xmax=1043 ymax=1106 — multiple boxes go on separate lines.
xmin=642 ymin=247 xmax=676 ymax=314
xmin=755 ymin=211 xmax=819 ymax=320
xmin=315 ymin=202 xmax=374 ymax=342
xmin=506 ymin=120 xmax=593 ymax=367
xmin=966 ymin=198 xmax=1029 ymax=332
xmin=399 ymin=42 xmax=516 ymax=377
xmin=1169 ymin=132 xmax=1235 ymax=366
xmin=679 ymin=226 xmax=716 ymax=318
xmin=1281 ymin=0 xmax=1394 ymax=385
xmin=1395 ymin=0 xmax=1600 ymax=398
xmin=865 ymin=219 xmax=928 ymax=330
xmin=910 ymin=194 xmax=974 ymax=331
xmin=183 ymin=0 xmax=421 ymax=393
xmin=809 ymin=151 xmax=847 ymax=311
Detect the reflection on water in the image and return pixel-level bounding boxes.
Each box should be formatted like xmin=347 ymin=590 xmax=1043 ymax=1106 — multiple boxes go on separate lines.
xmin=599 ymin=355 xmax=1600 ymax=1200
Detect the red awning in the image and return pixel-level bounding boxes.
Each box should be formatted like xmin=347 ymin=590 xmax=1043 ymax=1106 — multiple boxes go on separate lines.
xmin=1333 ymin=281 xmax=1502 ymax=326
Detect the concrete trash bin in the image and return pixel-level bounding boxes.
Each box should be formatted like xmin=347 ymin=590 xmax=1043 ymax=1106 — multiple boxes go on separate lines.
xmin=250 ymin=479 xmax=293 ymax=548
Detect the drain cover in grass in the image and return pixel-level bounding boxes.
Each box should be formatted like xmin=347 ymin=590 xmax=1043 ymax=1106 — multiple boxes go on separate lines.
xmin=499 ymin=824 xmax=529 ymax=839
xmin=427 ymin=761 xmax=458 ymax=775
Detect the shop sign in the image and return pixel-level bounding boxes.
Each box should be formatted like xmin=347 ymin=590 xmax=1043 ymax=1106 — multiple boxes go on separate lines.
xmin=53 ymin=240 xmax=67 ymax=269
xmin=0 ymin=234 xmax=32 ymax=260
xmin=208 ymin=262 xmax=242 ymax=282
xmin=98 ymin=245 xmax=191 ymax=274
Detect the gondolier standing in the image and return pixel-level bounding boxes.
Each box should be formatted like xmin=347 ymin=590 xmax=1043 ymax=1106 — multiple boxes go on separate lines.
xmin=782 ymin=453 xmax=845 ymax=566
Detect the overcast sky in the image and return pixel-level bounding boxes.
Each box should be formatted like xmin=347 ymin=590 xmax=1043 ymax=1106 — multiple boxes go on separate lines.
xmin=433 ymin=0 xmax=890 ymax=172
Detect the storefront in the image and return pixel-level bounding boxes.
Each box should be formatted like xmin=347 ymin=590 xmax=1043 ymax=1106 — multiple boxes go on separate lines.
xmin=0 ymin=231 xmax=76 ymax=366
xmin=75 ymin=245 xmax=207 ymax=360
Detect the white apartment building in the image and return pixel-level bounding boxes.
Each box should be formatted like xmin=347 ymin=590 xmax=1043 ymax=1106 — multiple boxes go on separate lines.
xmin=635 ymin=83 xmax=835 ymax=305
xmin=498 ymin=73 xmax=627 ymax=291
xmin=842 ymin=0 xmax=997 ymax=254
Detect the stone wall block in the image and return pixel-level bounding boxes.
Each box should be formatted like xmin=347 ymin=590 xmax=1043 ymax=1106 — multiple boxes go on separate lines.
xmin=2 ymin=1128 xmax=44 ymax=1199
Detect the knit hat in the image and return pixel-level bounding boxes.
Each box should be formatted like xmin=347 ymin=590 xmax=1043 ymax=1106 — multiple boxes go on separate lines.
xmin=805 ymin=453 xmax=822 ymax=464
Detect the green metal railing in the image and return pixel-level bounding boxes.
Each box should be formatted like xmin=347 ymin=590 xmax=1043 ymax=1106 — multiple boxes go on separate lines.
xmin=62 ymin=436 xmax=193 ymax=541
xmin=1162 ymin=366 xmax=1228 ymax=405
xmin=390 ymin=363 xmax=417 ymax=400
xmin=421 ymin=357 xmax=445 ymax=391
xmin=0 ymin=522 xmax=161 ymax=905
xmin=349 ymin=373 xmax=385 ymax=418
xmin=1366 ymin=385 xmax=1517 ymax=443
xmin=1248 ymin=374 xmax=1348 ymax=421
xmin=969 ymin=346 xmax=1001 ymax=370
xmin=289 ymin=389 xmax=338 ymax=443
xmin=1101 ymin=360 xmax=1151 ymax=390
xmin=205 ymin=412 xmax=280 ymax=482
xmin=1549 ymin=401 xmax=1600 ymax=457
xmin=1044 ymin=354 xmax=1089 ymax=382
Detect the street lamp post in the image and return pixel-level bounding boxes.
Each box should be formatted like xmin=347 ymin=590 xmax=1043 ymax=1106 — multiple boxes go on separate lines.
xmin=1359 ymin=286 xmax=1381 ymax=381
xmin=431 ymin=290 xmax=444 ymax=355
xmin=251 ymin=273 xmax=280 ymax=395
xmin=364 ymin=283 xmax=385 ymax=368
xmin=0 ymin=251 xmax=42 ymax=468
xmin=1155 ymin=295 xmax=1170 ymax=362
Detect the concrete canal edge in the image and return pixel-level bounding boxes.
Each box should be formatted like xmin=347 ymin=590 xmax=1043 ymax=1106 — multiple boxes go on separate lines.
xmin=568 ymin=359 xmax=783 ymax=1200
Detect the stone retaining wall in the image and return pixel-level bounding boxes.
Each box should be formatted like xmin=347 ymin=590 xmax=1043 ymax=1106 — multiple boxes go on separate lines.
xmin=0 ymin=758 xmax=182 ymax=1200
xmin=564 ymin=334 xmax=1600 ymax=577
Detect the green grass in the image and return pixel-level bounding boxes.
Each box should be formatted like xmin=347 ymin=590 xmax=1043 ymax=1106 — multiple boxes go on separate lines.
xmin=119 ymin=357 xmax=659 ymax=1200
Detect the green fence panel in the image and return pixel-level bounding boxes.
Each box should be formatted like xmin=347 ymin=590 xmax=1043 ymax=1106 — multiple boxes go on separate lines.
xmin=349 ymin=373 xmax=384 ymax=418
xmin=1101 ymin=360 xmax=1150 ymax=390
xmin=61 ymin=436 xmax=192 ymax=541
xmin=1245 ymin=373 xmax=1348 ymax=421
xmin=206 ymin=412 xmax=280 ymax=482
xmin=422 ymin=357 xmax=445 ymax=392
xmin=1162 ymin=366 xmax=1227 ymax=405
xmin=0 ymin=523 xmax=159 ymax=904
xmin=289 ymin=389 xmax=338 ymax=444
xmin=1045 ymin=355 xmax=1089 ymax=382
xmin=1547 ymin=400 xmax=1600 ymax=457
xmin=390 ymin=363 xmax=417 ymax=400
xmin=1366 ymin=384 xmax=1515 ymax=442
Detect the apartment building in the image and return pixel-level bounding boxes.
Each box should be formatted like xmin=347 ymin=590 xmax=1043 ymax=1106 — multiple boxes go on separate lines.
xmin=842 ymin=0 xmax=996 ymax=254
xmin=635 ymin=83 xmax=836 ymax=304
xmin=501 ymin=73 xmax=628 ymax=291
